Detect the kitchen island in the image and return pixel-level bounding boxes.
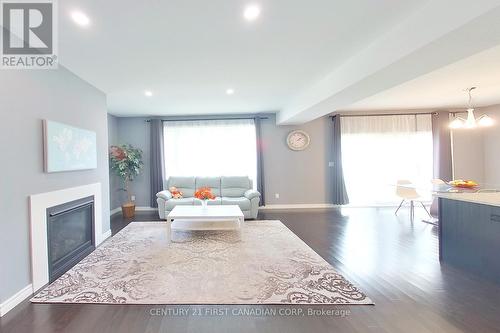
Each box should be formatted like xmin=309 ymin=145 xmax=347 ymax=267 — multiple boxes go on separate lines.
xmin=437 ymin=192 xmax=500 ymax=284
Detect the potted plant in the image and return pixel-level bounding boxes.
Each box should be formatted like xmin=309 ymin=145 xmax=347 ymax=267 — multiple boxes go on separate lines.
xmin=109 ymin=144 xmax=144 ymax=218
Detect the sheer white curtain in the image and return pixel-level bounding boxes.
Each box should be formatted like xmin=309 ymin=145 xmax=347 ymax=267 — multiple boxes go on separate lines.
xmin=340 ymin=114 xmax=433 ymax=205
xmin=163 ymin=119 xmax=257 ymax=189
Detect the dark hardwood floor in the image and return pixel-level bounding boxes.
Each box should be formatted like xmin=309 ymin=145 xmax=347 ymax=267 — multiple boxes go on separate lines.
xmin=2 ymin=207 xmax=500 ymax=333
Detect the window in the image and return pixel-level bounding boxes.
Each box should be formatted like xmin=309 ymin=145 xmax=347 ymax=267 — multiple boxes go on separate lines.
xmin=340 ymin=114 xmax=433 ymax=205
xmin=163 ymin=119 xmax=257 ymax=188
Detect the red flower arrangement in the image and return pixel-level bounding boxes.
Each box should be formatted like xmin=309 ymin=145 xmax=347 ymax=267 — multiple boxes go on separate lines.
xmin=110 ymin=146 xmax=126 ymax=161
xmin=194 ymin=187 xmax=216 ymax=200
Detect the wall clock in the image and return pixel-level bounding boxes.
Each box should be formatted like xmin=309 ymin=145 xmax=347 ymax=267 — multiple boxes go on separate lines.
xmin=286 ymin=130 xmax=310 ymax=151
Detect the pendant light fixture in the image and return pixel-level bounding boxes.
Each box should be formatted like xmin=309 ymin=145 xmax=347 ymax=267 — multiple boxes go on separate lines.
xmin=449 ymin=87 xmax=494 ymax=129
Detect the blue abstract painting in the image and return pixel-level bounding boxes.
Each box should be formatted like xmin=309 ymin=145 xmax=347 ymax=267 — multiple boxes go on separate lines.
xmin=43 ymin=120 xmax=97 ymax=172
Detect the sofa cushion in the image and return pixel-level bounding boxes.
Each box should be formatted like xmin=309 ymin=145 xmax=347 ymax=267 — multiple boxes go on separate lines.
xmin=244 ymin=189 xmax=260 ymax=200
xmin=165 ymin=198 xmax=194 ymax=211
xmin=221 ymin=197 xmax=251 ymax=211
xmin=167 ymin=177 xmax=195 ymax=197
xmin=157 ymin=190 xmax=173 ymax=200
xmin=195 ymin=177 xmax=221 ymax=197
xmin=221 ymin=176 xmax=250 ymax=197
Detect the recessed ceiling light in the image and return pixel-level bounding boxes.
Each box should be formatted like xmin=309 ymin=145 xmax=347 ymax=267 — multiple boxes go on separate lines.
xmin=144 ymin=90 xmax=153 ymax=97
xmin=226 ymin=88 xmax=235 ymax=95
xmin=243 ymin=4 xmax=261 ymax=21
xmin=71 ymin=11 xmax=90 ymax=27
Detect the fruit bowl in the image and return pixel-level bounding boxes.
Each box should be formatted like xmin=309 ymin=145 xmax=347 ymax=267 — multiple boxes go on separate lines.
xmin=448 ymin=179 xmax=479 ymax=189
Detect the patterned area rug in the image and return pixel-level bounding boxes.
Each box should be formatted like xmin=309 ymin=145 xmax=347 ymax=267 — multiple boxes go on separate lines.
xmin=32 ymin=221 xmax=372 ymax=305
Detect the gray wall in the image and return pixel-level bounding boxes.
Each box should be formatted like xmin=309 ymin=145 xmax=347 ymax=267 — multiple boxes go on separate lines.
xmin=0 ymin=67 xmax=110 ymax=303
xmin=110 ymin=117 xmax=151 ymax=207
xmin=452 ymin=104 xmax=500 ymax=186
xmin=109 ymin=114 xmax=333 ymax=207
xmin=107 ymin=114 xmax=121 ymax=210
xmin=482 ymin=105 xmax=500 ymax=186
xmin=452 ymin=125 xmax=485 ymax=182
xmin=108 ymin=106 xmax=500 ymax=208
xmin=261 ymin=114 xmax=333 ymax=204
xmin=450 ymin=104 xmax=500 ymax=185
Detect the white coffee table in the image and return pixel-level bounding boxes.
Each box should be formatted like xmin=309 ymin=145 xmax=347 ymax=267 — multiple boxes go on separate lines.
xmin=166 ymin=205 xmax=244 ymax=241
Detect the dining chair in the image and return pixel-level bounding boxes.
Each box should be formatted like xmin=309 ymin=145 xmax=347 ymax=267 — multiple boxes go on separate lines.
xmin=395 ymin=180 xmax=431 ymax=221
xmin=426 ymin=179 xmax=446 ymax=225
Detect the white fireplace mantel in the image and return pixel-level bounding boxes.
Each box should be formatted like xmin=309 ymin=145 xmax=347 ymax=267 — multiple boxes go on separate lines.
xmin=29 ymin=183 xmax=106 ymax=292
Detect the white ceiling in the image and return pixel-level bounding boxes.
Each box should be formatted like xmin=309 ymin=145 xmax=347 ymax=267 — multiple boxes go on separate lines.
xmin=57 ymin=0 xmax=427 ymax=117
xmin=341 ymin=44 xmax=500 ymax=112
xmin=277 ymin=1 xmax=500 ymax=123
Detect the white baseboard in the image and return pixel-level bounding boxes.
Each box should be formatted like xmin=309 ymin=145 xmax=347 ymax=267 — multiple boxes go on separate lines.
xmin=260 ymin=203 xmax=432 ymax=210
xmin=101 ymin=229 xmax=112 ymax=241
xmin=344 ymin=202 xmax=432 ymax=208
xmin=0 ymin=284 xmax=32 ymax=317
xmin=260 ymin=204 xmax=337 ymax=210
xmin=1 ymin=228 xmax=113 ymax=317
xmin=136 ymin=206 xmax=156 ymax=211
xmin=110 ymin=207 xmax=121 ymax=215
xmin=119 ymin=203 xmax=432 ymax=213
xmin=110 ymin=206 xmax=156 ymax=216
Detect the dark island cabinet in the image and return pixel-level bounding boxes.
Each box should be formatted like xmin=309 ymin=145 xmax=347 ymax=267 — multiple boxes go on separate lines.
xmin=439 ymin=198 xmax=500 ymax=284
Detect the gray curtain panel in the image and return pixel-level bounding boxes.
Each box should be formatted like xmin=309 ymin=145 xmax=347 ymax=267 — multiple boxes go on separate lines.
xmin=431 ymin=111 xmax=453 ymax=181
xmin=150 ymin=119 xmax=165 ymax=208
xmin=255 ymin=117 xmax=266 ymax=206
xmin=331 ymin=115 xmax=349 ymax=205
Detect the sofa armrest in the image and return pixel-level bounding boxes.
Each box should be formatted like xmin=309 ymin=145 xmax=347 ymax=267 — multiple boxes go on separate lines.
xmin=244 ymin=189 xmax=261 ymax=200
xmin=156 ymin=190 xmax=172 ymax=201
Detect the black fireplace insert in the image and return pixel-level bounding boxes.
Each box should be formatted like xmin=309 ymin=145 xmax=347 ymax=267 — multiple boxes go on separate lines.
xmin=47 ymin=196 xmax=95 ymax=283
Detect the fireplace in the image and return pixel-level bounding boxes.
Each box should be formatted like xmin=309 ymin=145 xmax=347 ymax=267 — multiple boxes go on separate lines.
xmin=46 ymin=196 xmax=95 ymax=283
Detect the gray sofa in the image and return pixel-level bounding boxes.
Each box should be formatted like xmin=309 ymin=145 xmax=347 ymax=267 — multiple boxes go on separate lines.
xmin=156 ymin=176 xmax=260 ymax=219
